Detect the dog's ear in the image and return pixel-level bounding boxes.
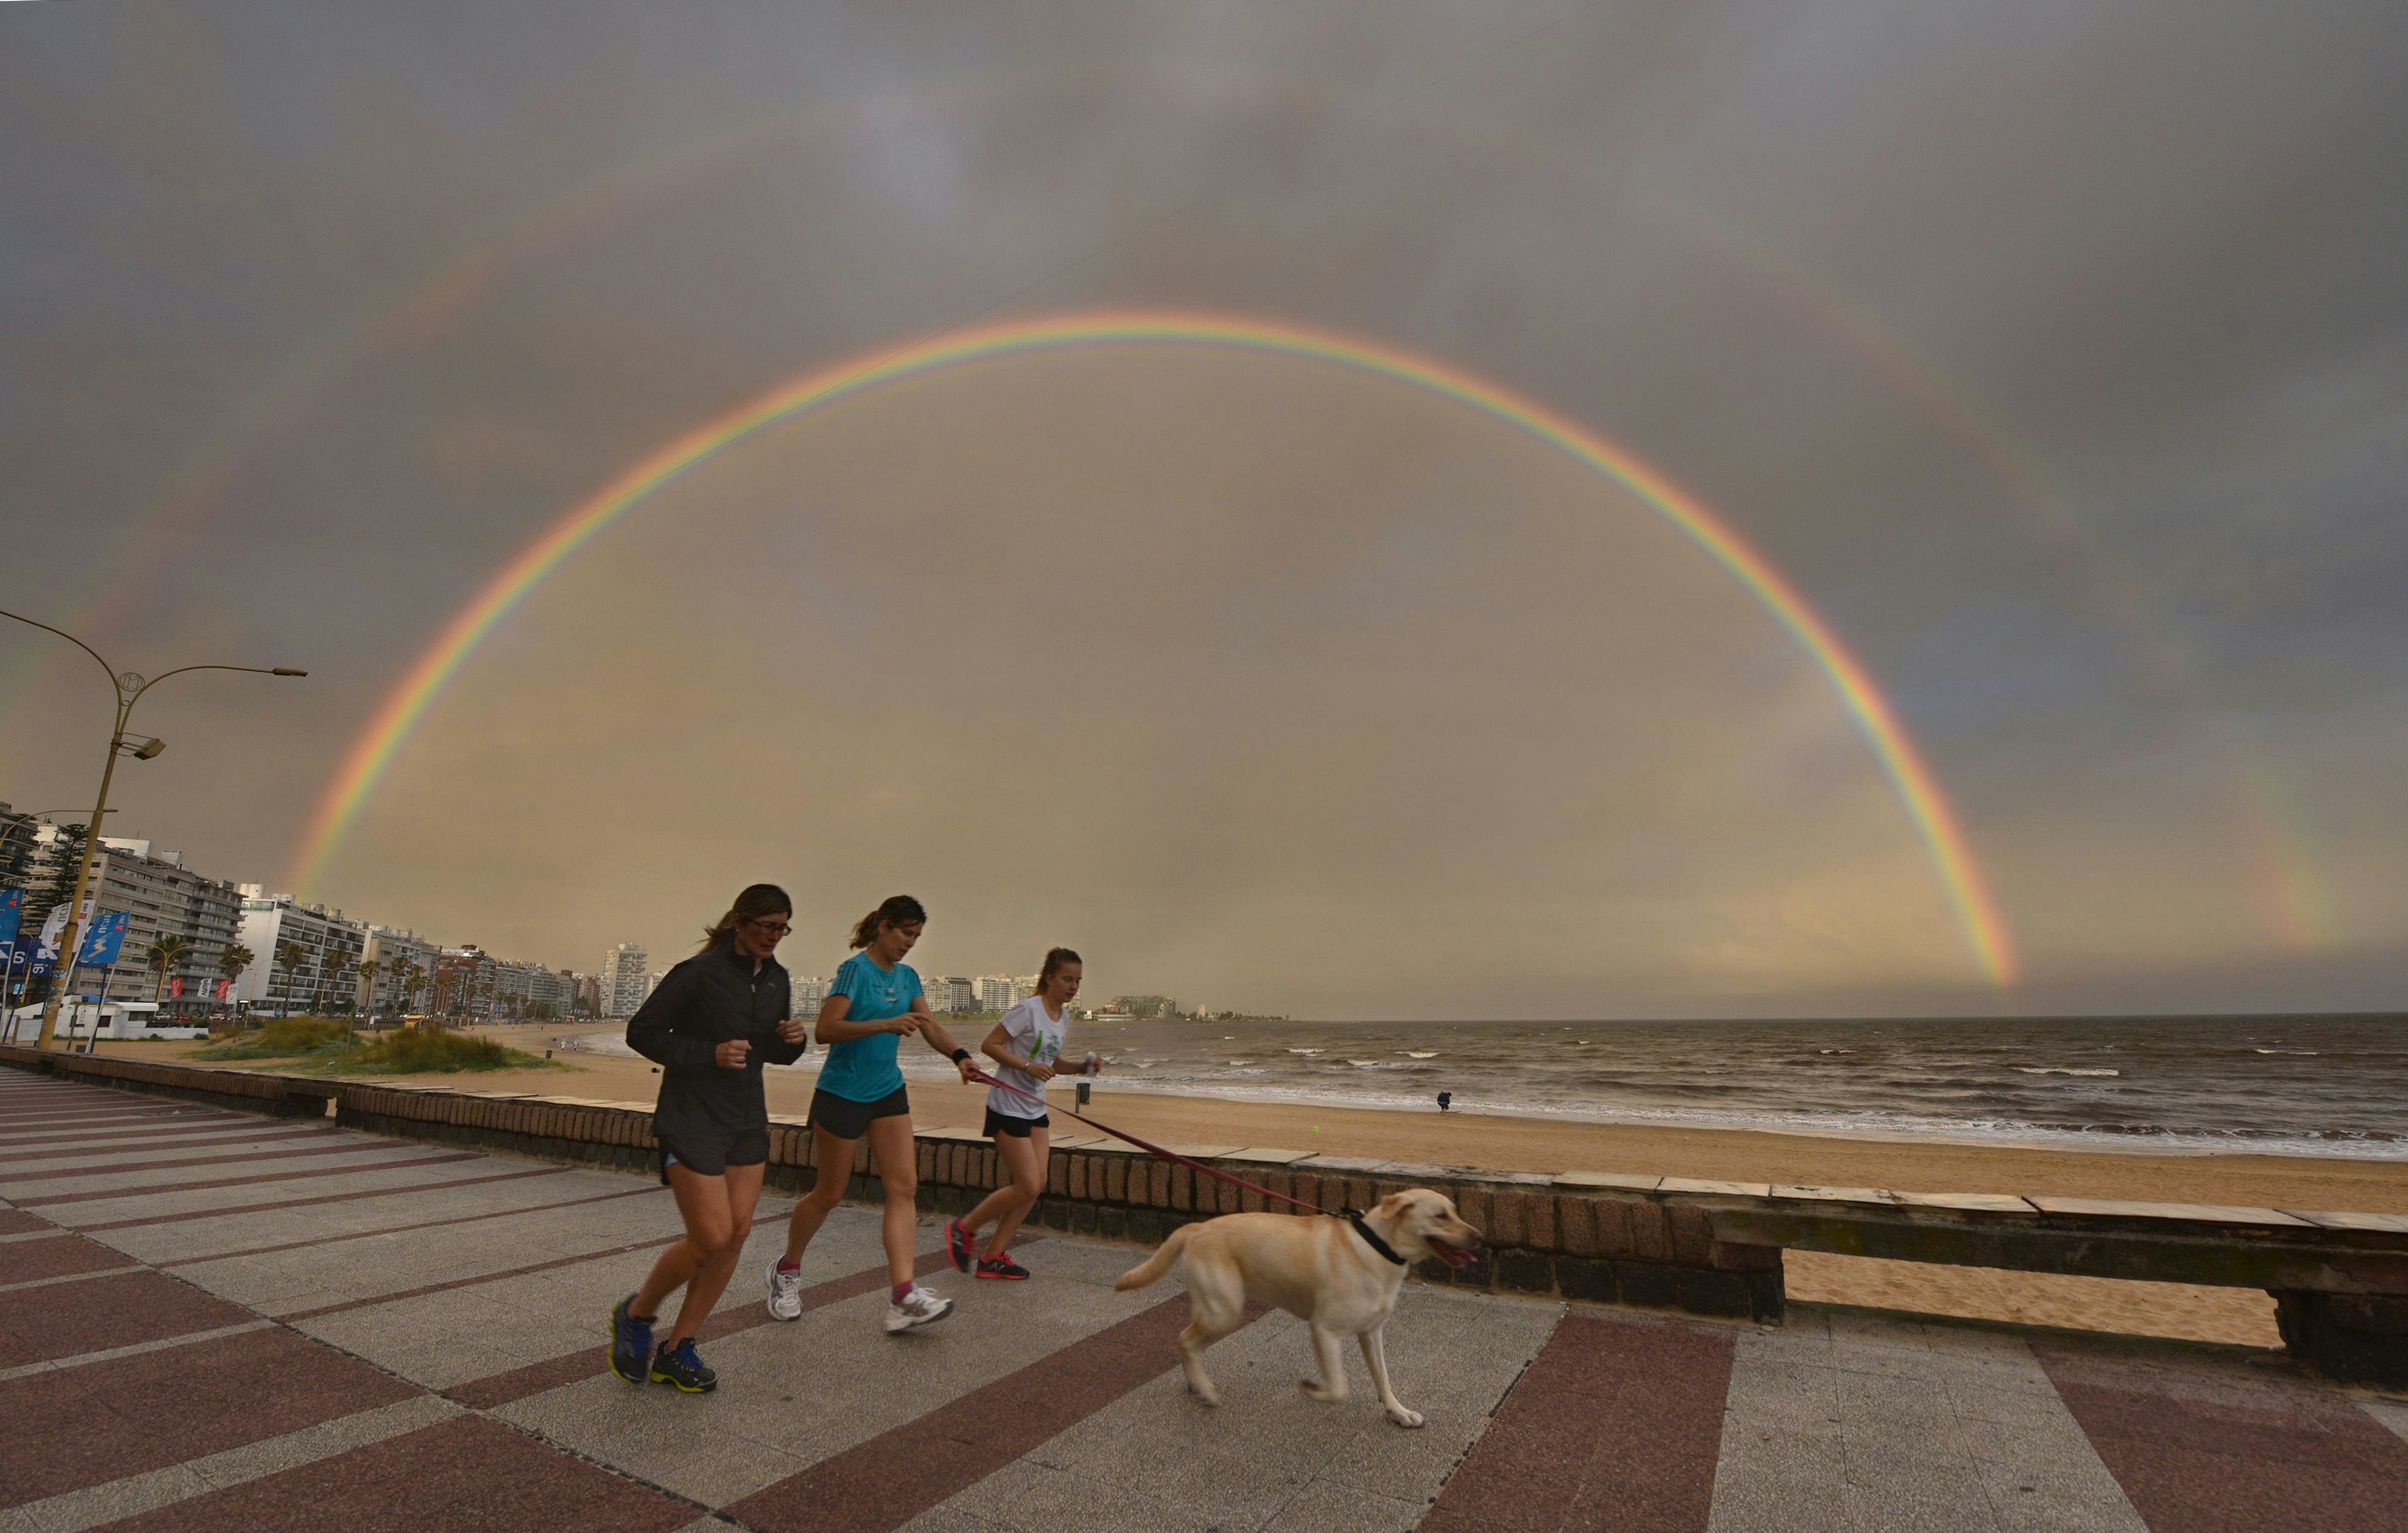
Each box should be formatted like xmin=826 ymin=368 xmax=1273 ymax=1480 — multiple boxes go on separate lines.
xmin=1376 ymin=1191 xmax=1412 ymax=1218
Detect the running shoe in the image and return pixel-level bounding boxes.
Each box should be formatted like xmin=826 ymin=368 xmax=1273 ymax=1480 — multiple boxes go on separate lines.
xmin=884 ymin=1285 xmax=956 ymax=1334
xmin=650 ymin=1337 xmax=718 ymax=1393
xmin=944 ymin=1218 xmax=977 ymax=1273
xmin=608 ymin=1295 xmax=653 ymax=1384
xmin=766 ymin=1257 xmax=805 ymax=1321
xmin=976 ymin=1254 xmax=1030 ymax=1281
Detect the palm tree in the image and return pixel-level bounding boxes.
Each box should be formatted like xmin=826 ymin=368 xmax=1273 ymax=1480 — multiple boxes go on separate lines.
xmin=356 ymin=959 xmax=381 ymax=1023
xmin=144 ymin=934 xmax=193 ymax=1006
xmin=274 ymin=940 xmax=307 ymax=1018
xmin=398 ymin=961 xmax=426 ymax=1017
xmin=216 ymin=942 xmax=253 ymax=1026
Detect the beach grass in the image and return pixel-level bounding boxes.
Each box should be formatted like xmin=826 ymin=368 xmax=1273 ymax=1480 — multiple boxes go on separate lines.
xmin=194 ymin=1018 xmax=561 ymax=1075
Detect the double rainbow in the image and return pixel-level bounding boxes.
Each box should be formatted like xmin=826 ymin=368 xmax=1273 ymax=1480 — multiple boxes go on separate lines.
xmin=289 ymin=308 xmax=2018 ymax=985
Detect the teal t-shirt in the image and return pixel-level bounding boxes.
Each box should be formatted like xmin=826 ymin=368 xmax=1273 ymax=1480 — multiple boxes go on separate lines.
xmin=815 ymin=952 xmax=922 ymax=1102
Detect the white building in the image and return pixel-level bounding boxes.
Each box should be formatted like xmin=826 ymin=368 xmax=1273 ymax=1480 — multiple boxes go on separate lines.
xmin=599 ymin=943 xmax=650 ymax=1018
xmin=24 ymin=830 xmax=243 ymax=1012
xmin=789 ymin=974 xmax=830 ymax=1018
xmin=234 ymin=888 xmax=369 ymax=1016
xmin=360 ymin=925 xmax=441 ymax=1018
xmin=924 ymin=975 xmax=976 ymax=1014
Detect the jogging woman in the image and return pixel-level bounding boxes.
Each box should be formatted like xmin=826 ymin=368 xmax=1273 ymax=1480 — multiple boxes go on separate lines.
xmin=945 ymin=948 xmax=1094 ymax=1279
xmin=766 ymin=894 xmax=978 ymax=1333
xmin=610 ymin=883 xmax=805 ymax=1393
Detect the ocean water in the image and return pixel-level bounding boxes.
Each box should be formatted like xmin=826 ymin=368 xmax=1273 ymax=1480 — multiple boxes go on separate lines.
xmin=563 ymin=1013 xmax=2408 ymax=1159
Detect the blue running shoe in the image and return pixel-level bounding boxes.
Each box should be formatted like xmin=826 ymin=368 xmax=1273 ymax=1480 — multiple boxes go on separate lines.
xmin=650 ymin=1336 xmax=718 ymax=1393
xmin=609 ymin=1295 xmax=653 ymax=1384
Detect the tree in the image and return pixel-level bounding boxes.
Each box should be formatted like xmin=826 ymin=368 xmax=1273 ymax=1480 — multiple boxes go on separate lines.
xmin=274 ymin=940 xmax=307 ymax=1017
xmin=144 ymin=934 xmax=192 ymax=1005
xmin=356 ymin=959 xmax=381 ymax=1022
xmin=215 ymin=942 xmax=253 ymax=1023
xmin=398 ymin=962 xmax=426 ymax=1016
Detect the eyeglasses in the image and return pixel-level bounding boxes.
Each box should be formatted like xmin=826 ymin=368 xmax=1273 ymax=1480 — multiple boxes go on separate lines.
xmin=746 ymin=920 xmax=791 ymax=936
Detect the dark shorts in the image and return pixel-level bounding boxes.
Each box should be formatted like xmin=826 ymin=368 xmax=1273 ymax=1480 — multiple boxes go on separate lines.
xmin=808 ymin=1086 xmax=910 ymax=1141
xmin=984 ymin=1108 xmax=1050 ymax=1138
xmin=657 ymin=1127 xmax=770 ymax=1184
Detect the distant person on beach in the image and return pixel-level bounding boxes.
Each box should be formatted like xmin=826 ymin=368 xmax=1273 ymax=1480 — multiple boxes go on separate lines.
xmin=945 ymin=947 xmax=1098 ymax=1279
xmin=767 ymin=894 xmax=978 ymax=1333
xmin=611 ymin=883 xmax=805 ymax=1393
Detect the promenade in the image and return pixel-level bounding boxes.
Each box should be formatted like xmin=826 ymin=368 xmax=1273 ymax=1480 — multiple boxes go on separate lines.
xmin=4 ymin=1067 xmax=2405 ymax=1532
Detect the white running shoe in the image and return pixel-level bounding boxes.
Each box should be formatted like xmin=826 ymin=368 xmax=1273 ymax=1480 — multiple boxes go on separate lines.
xmin=884 ymin=1285 xmax=954 ymax=1334
xmin=766 ymin=1258 xmax=805 ymax=1321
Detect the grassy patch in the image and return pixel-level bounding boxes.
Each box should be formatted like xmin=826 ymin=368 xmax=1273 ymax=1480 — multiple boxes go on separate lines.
xmin=193 ymin=1018 xmax=354 ymax=1060
xmin=310 ymin=1025 xmax=561 ymax=1075
xmin=194 ymin=1018 xmax=562 ymax=1075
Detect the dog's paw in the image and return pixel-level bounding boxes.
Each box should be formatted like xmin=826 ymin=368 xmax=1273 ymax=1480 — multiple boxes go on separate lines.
xmin=1300 ymin=1378 xmax=1344 ymax=1403
xmin=1386 ymin=1406 xmax=1427 ymax=1430
xmin=1186 ymin=1381 xmax=1220 ymax=1407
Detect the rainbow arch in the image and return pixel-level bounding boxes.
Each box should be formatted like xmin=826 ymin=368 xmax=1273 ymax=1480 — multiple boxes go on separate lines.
xmin=288 ymin=308 xmax=2020 ymax=985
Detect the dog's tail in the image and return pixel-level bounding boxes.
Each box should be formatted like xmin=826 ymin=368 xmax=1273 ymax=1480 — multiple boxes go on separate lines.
xmin=1114 ymin=1223 xmax=1194 ymax=1292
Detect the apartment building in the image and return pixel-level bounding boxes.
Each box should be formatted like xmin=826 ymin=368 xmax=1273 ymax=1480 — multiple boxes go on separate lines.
xmin=924 ymin=975 xmax=976 ymax=1014
xmin=600 ymin=943 xmax=650 ymax=1018
xmin=976 ymin=974 xmax=1039 ymax=1013
xmin=789 ymin=973 xmax=830 ymax=1018
xmin=233 ymin=888 xmax=368 ymax=1015
xmin=361 ymin=925 xmax=441 ymax=1016
xmin=24 ymin=830 xmax=243 ymax=1009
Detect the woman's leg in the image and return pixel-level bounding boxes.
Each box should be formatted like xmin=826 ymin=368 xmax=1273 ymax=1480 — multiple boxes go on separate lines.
xmin=635 ymin=1164 xmax=737 ymax=1320
xmin=862 ymin=1113 xmax=921 ymax=1287
xmin=783 ymin=1126 xmax=857 ymax=1265
xmin=980 ymin=1126 xmax=1048 ymax=1256
xmin=667 ymin=1161 xmax=763 ymax=1343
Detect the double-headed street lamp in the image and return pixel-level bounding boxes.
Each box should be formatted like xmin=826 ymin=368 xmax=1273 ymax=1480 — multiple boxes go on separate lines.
xmin=1 ymin=609 xmax=305 ymax=1050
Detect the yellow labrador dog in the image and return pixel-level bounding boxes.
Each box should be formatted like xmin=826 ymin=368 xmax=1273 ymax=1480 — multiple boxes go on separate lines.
xmin=1116 ymin=1188 xmax=1482 ymax=1428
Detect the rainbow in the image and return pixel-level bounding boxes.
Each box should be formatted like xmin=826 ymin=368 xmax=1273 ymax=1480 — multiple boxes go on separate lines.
xmin=288 ymin=308 xmax=2020 ymax=985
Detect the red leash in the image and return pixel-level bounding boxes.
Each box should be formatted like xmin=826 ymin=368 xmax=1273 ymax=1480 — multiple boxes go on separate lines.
xmin=965 ymin=1067 xmax=1331 ymax=1216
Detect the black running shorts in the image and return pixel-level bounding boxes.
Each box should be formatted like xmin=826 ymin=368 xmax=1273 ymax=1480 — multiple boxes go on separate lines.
xmin=983 ymin=1108 xmax=1049 ymax=1138
xmin=808 ymin=1085 xmax=910 ymax=1141
xmin=656 ymin=1127 xmax=770 ymax=1184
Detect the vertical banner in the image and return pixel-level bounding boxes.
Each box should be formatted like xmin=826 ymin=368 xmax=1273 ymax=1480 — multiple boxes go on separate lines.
xmin=27 ymin=903 xmax=72 ymax=978
xmin=171 ymin=974 xmax=185 ymax=999
xmin=77 ymin=911 xmax=132 ymax=968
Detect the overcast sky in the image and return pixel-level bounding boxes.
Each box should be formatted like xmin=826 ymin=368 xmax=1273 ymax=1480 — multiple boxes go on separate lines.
xmin=3 ymin=1 xmax=2404 ymax=1018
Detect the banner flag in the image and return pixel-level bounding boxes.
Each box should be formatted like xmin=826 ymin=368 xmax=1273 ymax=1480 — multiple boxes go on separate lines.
xmin=77 ymin=911 xmax=132 ymax=968
xmin=171 ymin=974 xmax=184 ymax=999
xmin=27 ymin=903 xmax=71 ymax=978
xmin=0 ymin=889 xmax=21 ymax=955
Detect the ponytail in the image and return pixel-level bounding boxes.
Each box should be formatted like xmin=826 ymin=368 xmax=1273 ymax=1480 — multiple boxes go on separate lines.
xmin=850 ymin=894 xmax=927 ymax=949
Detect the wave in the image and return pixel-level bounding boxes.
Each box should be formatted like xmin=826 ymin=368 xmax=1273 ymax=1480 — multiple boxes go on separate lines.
xmin=2014 ymin=1067 xmax=2121 ymax=1077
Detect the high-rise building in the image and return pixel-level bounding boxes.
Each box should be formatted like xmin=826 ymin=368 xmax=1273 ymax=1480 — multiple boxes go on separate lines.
xmin=924 ymin=975 xmax=976 ymax=1014
xmin=1011 ymin=974 xmax=1040 ymax=1007
xmin=789 ymin=974 xmax=830 ymax=1018
xmin=600 ymin=943 xmax=650 ymax=1018
xmin=975 ymin=975 xmax=1016 ymax=1013
xmin=233 ymin=887 xmax=369 ymax=1016
xmin=24 ymin=830 xmax=242 ymax=1012
xmin=361 ymin=925 xmax=441 ymax=1017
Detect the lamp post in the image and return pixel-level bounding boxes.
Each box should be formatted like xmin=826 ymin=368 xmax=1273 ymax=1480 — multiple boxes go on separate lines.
xmin=0 ymin=807 xmax=115 ymax=1036
xmin=1 ymin=609 xmax=304 ymax=1051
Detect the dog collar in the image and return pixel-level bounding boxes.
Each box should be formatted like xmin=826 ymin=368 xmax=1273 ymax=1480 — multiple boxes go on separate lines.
xmin=1343 ymin=1209 xmax=1408 ymax=1267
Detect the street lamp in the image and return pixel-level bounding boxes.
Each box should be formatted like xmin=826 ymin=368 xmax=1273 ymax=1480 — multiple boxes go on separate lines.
xmin=0 ymin=609 xmax=305 ymax=1050
xmin=0 ymin=806 xmax=115 ymax=1036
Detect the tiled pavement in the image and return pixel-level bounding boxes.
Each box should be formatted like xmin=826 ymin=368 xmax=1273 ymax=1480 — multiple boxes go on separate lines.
xmin=3 ymin=1070 xmax=2405 ymax=1532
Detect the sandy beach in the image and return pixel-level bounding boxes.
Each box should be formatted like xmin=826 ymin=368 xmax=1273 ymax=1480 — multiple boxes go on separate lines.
xmin=100 ymin=1028 xmax=2408 ymax=1350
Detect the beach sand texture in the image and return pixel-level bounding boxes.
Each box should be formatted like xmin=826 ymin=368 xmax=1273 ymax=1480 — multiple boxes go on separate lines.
xmin=103 ymin=1032 xmax=2408 ymax=1351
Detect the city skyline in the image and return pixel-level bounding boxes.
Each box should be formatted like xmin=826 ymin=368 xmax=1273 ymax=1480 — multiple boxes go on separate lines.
xmin=4 ymin=4 xmax=2405 ymax=1019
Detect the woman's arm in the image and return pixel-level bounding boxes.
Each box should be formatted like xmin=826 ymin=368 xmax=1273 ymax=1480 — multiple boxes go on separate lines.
xmin=980 ymin=1019 xmax=1055 ymax=1080
xmin=625 ymin=968 xmax=720 ymax=1069
xmin=810 ymin=991 xmax=922 ymax=1045
xmin=914 ymin=1010 xmax=980 ymax=1082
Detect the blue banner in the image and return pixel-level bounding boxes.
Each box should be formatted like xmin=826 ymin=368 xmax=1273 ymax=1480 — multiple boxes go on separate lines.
xmin=25 ymin=903 xmax=70 ymax=979
xmin=77 ymin=910 xmax=131 ymax=968
xmin=0 ymin=889 xmax=20 ymax=973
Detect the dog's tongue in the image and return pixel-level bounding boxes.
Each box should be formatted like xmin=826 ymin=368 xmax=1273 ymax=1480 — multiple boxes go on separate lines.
xmin=1429 ymin=1240 xmax=1477 ymax=1268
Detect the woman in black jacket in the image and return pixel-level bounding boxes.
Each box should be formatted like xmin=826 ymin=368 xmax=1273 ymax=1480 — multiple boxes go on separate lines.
xmin=609 ymin=883 xmax=806 ymax=1393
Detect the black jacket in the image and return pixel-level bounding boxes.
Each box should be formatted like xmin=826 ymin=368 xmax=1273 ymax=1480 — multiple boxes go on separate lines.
xmin=626 ymin=944 xmax=806 ymax=1139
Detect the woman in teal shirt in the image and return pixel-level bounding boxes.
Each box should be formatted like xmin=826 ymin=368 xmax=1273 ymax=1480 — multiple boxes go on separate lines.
xmin=767 ymin=893 xmax=976 ymax=1334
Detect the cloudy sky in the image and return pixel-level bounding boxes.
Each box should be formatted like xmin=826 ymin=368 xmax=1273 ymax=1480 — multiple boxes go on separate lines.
xmin=3 ymin=1 xmax=2404 ymax=1019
